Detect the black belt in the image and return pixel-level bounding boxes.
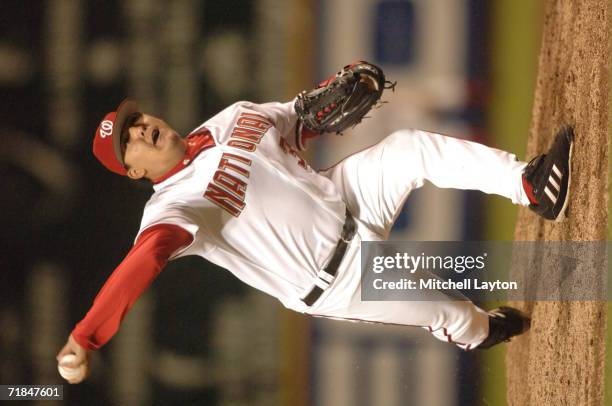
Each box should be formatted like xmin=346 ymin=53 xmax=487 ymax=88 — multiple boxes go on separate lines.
xmin=301 ymin=210 xmax=356 ymax=306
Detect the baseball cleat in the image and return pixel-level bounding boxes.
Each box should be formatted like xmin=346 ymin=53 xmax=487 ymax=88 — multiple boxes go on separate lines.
xmin=476 ymin=306 xmax=531 ymax=349
xmin=522 ymin=125 xmax=574 ymax=221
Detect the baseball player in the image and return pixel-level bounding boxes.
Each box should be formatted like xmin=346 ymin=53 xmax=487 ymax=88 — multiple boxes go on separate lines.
xmin=56 ymin=62 xmax=573 ymax=383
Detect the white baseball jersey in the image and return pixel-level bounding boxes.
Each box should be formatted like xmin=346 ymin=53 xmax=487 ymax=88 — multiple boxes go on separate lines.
xmin=136 ymin=100 xmax=531 ymax=348
xmin=137 ymin=101 xmax=347 ymax=312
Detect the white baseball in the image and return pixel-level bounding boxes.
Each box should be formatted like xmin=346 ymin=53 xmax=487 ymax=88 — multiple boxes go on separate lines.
xmin=57 ymin=354 xmax=86 ymax=381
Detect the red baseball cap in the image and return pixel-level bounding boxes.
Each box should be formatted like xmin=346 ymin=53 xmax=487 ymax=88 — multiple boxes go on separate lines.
xmin=92 ymin=98 xmax=140 ymax=176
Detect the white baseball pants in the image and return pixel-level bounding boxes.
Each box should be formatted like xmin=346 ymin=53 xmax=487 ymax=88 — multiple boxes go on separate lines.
xmin=309 ymin=129 xmax=530 ymax=349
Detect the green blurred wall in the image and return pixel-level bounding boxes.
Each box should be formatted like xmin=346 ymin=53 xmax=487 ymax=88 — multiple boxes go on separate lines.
xmin=486 ymin=1 xmax=541 ymax=241
xmin=483 ymin=1 xmax=541 ymax=405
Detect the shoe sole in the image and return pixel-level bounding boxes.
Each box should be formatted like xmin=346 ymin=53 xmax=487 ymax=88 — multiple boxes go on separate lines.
xmin=554 ymin=135 xmax=573 ymax=222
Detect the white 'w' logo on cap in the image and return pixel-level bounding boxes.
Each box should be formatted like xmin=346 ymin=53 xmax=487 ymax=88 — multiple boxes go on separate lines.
xmin=100 ymin=120 xmax=113 ymax=138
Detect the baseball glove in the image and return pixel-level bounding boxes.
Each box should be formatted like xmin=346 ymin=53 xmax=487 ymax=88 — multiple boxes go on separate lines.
xmin=294 ymin=61 xmax=395 ymax=149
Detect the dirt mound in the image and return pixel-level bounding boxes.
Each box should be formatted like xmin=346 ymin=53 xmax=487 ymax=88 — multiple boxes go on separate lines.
xmin=507 ymin=1 xmax=609 ymax=405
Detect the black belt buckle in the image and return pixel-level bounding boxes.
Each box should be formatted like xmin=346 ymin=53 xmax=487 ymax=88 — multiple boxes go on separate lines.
xmin=301 ymin=210 xmax=355 ymax=306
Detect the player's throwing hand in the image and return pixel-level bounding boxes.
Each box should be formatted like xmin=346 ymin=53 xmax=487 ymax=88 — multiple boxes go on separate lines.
xmin=56 ymin=334 xmax=90 ymax=384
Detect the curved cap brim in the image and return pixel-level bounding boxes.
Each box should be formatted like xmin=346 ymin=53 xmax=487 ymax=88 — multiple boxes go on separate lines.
xmin=111 ymin=98 xmax=140 ymax=166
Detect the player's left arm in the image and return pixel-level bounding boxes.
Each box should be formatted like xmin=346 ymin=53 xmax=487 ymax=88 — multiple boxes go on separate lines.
xmin=247 ymin=100 xmax=298 ymax=137
xmin=247 ymin=99 xmax=326 ymax=152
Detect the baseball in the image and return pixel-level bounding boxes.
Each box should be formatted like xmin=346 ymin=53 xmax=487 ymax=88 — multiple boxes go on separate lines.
xmin=57 ymin=354 xmax=86 ymax=381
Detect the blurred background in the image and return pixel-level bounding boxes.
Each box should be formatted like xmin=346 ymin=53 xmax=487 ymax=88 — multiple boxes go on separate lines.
xmin=0 ymin=1 xmax=541 ymax=405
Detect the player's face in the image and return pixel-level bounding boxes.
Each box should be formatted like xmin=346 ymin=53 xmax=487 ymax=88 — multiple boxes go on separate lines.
xmin=121 ymin=113 xmax=186 ymax=180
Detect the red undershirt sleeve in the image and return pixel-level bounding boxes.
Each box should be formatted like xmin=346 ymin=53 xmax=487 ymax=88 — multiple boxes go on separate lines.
xmin=71 ymin=224 xmax=194 ymax=350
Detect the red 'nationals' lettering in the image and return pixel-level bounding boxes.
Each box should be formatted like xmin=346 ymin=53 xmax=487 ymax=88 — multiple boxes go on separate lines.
xmin=204 ymin=153 xmax=252 ymax=217
xmin=227 ymin=113 xmax=272 ymax=152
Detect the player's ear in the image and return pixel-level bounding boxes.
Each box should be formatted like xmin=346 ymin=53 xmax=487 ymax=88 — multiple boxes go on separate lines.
xmin=127 ymin=167 xmax=146 ymax=180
